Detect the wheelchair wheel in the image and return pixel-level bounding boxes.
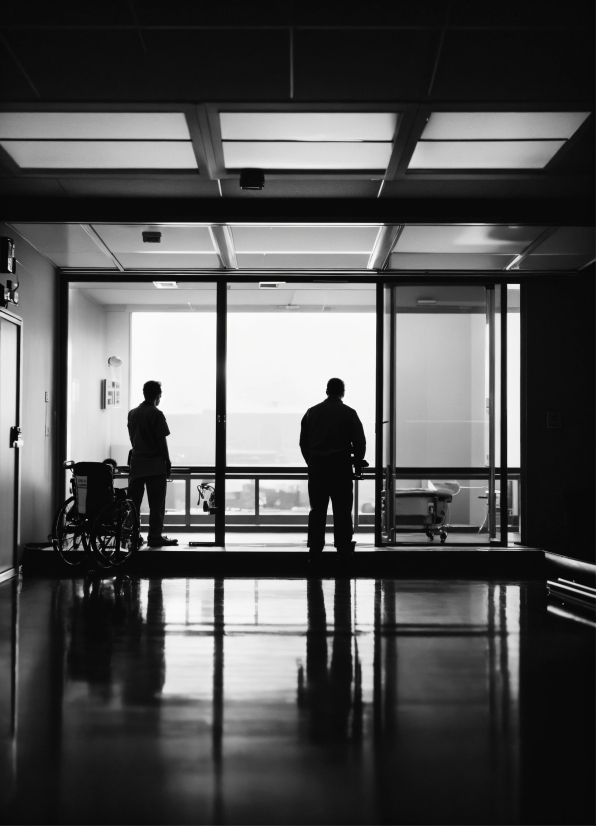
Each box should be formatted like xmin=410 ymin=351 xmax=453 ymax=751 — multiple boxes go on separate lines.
xmin=52 ymin=497 xmax=88 ymax=566
xmin=91 ymin=499 xmax=139 ymax=568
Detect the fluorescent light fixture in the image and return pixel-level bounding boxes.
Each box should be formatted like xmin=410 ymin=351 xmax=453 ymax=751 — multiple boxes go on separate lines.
xmin=232 ymin=225 xmax=379 ymax=253
xmin=220 ymin=112 xmax=399 ymax=141
xmin=259 ymin=282 xmax=286 ymax=288
xmin=236 ymin=253 xmax=371 ymax=269
xmin=421 ymin=111 xmax=590 ymax=140
xmin=507 ymin=284 xmax=521 ymax=289
xmin=282 ymin=304 xmax=300 ymax=310
xmin=394 ymin=224 xmax=546 ymax=254
xmin=417 ymin=299 xmax=437 ymax=305
xmin=409 ymin=140 xmax=565 ymax=169
xmin=1 ymin=140 xmax=198 ymax=169
xmin=0 ymin=112 xmax=191 ymax=139
xmin=223 ymin=141 xmax=392 ymax=170
xmin=153 ymin=281 xmax=178 ymax=289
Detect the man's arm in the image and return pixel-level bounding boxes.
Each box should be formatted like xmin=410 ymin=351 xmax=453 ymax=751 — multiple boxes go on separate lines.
xmin=351 ymin=411 xmax=366 ymax=464
xmin=299 ymin=412 xmax=310 ymax=464
xmin=157 ymin=437 xmax=171 ymax=476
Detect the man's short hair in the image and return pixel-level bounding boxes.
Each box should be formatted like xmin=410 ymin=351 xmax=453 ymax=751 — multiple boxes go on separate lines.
xmin=326 ymin=377 xmax=345 ymax=396
xmin=143 ymin=380 xmax=162 ymax=400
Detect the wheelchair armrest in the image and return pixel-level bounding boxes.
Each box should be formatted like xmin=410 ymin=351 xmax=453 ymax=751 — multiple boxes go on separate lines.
xmin=63 ymin=459 xmax=75 ymax=470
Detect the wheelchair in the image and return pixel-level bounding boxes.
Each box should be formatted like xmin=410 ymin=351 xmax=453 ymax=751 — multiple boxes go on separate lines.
xmin=51 ymin=460 xmax=140 ymax=568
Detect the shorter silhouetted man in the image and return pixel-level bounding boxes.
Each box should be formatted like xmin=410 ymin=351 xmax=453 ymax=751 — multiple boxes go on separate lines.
xmin=300 ymin=378 xmax=366 ymax=558
xmin=127 ymin=380 xmax=178 ymax=548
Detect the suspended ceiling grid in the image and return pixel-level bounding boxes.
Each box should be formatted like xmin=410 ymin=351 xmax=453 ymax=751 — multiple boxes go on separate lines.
xmin=8 ymin=221 xmax=596 ymax=273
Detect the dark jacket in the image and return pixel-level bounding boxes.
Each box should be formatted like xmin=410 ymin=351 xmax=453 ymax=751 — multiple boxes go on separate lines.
xmin=127 ymin=401 xmax=171 ymax=480
xmin=299 ymin=396 xmax=366 ymax=464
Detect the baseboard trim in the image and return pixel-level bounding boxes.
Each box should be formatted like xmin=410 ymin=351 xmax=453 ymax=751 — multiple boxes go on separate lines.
xmin=0 ymin=567 xmax=18 ymax=585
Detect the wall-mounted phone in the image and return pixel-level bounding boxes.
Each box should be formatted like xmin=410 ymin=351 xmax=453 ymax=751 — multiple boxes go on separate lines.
xmin=101 ymin=379 xmax=121 ymax=409
xmin=1 ymin=238 xmax=18 ymax=308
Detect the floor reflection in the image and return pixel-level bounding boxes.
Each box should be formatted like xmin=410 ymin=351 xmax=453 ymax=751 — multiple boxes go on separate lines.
xmin=0 ymin=575 xmax=593 ymax=825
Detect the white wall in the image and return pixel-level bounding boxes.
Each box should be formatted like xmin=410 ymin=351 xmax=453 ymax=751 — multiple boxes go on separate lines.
xmin=106 ymin=310 xmax=130 ymax=465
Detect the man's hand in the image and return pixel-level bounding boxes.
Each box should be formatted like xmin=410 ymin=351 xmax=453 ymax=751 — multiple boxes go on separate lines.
xmin=166 ymin=461 xmax=172 ymax=477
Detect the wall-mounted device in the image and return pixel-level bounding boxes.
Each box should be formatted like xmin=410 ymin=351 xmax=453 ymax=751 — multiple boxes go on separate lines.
xmin=101 ymin=379 xmax=121 ymax=409
xmin=108 ymin=355 xmax=123 ymax=368
xmin=0 ymin=237 xmax=19 ymax=308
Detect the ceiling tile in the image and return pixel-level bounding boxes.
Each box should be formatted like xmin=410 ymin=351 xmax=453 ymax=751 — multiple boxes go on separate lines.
xmin=220 ymin=112 xmax=399 ymax=141
xmin=388 ymin=253 xmax=515 ymax=270
xmin=134 ymin=0 xmax=290 ymax=25
xmin=2 ymin=0 xmax=134 ymax=24
xmin=395 ymin=225 xmax=547 ymax=254
xmin=115 ymin=252 xmax=221 ymax=269
xmin=0 ymin=112 xmax=191 ymax=140
xmin=141 ymin=30 xmax=288 ymax=100
xmin=220 ymin=180 xmax=380 ymax=198
xmin=1 ymin=141 xmax=198 ymax=169
xmin=10 ymin=223 xmax=104 ymax=254
xmin=519 ymin=254 xmax=592 ymax=271
xmin=223 ymin=141 xmax=392 ymax=170
xmin=431 ymin=30 xmax=595 ymax=102
xmin=92 ymin=225 xmax=215 ymax=253
xmin=0 ymin=42 xmax=39 ymax=101
xmin=449 ymin=0 xmax=594 ymax=28
xmin=409 ymin=140 xmax=565 ymax=169
xmin=530 ymin=227 xmax=595 ymax=256
xmin=49 ymin=252 xmax=119 ymax=269
xmin=421 ymin=112 xmax=590 ymax=140
xmin=231 ymin=226 xmax=379 ymax=253
xmin=236 ymin=253 xmax=370 ymax=269
xmin=0 ymin=178 xmax=67 ymax=197
xmin=294 ymin=0 xmax=446 ymax=25
xmin=294 ymin=30 xmax=438 ymax=101
xmin=59 ymin=178 xmax=220 ymax=198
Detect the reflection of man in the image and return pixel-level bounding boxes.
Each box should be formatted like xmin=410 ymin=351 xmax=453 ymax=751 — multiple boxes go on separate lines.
xmin=127 ymin=380 xmax=178 ymax=548
xmin=300 ymin=378 xmax=366 ymax=558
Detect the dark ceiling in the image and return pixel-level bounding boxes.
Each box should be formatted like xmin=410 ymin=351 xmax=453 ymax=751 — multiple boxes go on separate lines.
xmin=0 ymin=0 xmax=594 ymax=205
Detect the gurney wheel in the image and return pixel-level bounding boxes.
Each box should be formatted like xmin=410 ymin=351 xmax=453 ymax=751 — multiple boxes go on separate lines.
xmin=440 ymin=532 xmax=447 ymax=544
xmin=426 ymin=531 xmax=434 ymax=541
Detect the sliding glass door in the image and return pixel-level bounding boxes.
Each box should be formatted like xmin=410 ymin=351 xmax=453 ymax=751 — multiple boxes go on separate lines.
xmin=377 ymin=283 xmax=516 ymax=546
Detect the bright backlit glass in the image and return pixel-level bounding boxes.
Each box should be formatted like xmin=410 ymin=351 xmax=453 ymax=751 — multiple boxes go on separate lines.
xmin=1 ymin=140 xmax=198 ymax=169
xmin=231 ymin=225 xmax=379 ymax=253
xmin=0 ymin=111 xmax=190 ymax=139
xmin=421 ymin=111 xmax=590 ymax=140
xmin=220 ymin=111 xmax=399 ymax=141
xmin=223 ymin=141 xmax=392 ymax=170
xmin=408 ymin=140 xmax=565 ymax=169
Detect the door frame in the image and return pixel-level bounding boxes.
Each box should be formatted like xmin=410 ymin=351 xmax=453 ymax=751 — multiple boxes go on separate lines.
xmin=0 ymin=308 xmax=22 ymax=580
xmin=374 ymin=279 xmax=515 ymax=548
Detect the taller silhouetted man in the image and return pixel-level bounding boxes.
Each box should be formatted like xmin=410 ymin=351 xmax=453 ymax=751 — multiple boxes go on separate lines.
xmin=300 ymin=378 xmax=366 ymax=559
xmin=127 ymin=380 xmax=178 ymax=548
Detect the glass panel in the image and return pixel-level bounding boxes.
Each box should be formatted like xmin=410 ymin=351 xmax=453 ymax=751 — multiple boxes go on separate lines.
xmin=1 ymin=140 xmax=198 ymax=169
xmin=225 ymin=480 xmax=255 ymax=515
xmin=220 ymin=111 xmax=399 ymax=141
xmin=227 ymin=283 xmax=376 ymax=466
xmin=391 ymin=478 xmax=490 ymax=544
xmin=231 ymin=225 xmax=379 ymax=253
xmin=394 ymin=224 xmax=546 ymax=254
xmin=421 ymin=111 xmax=589 ymax=140
xmin=408 ymin=140 xmax=565 ymax=170
xmin=259 ymin=481 xmax=310 ymax=516
xmin=393 ymin=286 xmax=488 ymax=468
xmin=222 ymin=141 xmax=393 ymax=170
xmin=357 ymin=479 xmax=376 ymax=527
xmin=507 ymin=286 xmax=521 ymax=468
xmin=0 ymin=111 xmax=191 ymax=139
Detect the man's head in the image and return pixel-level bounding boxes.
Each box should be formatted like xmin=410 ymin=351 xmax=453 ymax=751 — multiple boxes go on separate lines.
xmin=326 ymin=377 xmax=345 ymax=398
xmin=143 ymin=380 xmax=162 ymax=405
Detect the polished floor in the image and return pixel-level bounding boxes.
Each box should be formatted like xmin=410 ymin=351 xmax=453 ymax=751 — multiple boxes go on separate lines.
xmin=0 ymin=576 xmax=593 ymax=825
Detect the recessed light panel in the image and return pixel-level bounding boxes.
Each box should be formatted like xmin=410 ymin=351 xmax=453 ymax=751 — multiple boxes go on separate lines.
xmin=1 ymin=141 xmax=198 ymax=169
xmin=0 ymin=112 xmax=191 ymax=139
xmin=116 ymin=253 xmax=220 ymax=269
xmin=231 ymin=226 xmax=379 ymax=253
xmin=220 ymin=112 xmax=398 ymax=141
xmin=394 ymin=225 xmax=547 ymax=254
xmin=409 ymin=140 xmax=564 ymax=169
xmin=530 ymin=226 xmax=595 ymax=256
xmin=388 ymin=253 xmax=516 ymax=270
xmin=236 ymin=253 xmax=370 ymax=269
xmin=92 ymin=225 xmax=215 ymax=253
xmin=421 ymin=111 xmax=590 ymax=140
xmin=223 ymin=141 xmax=392 ymax=170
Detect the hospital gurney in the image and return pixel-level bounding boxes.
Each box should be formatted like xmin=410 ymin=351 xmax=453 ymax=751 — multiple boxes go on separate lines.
xmin=393 ymin=481 xmax=458 ymax=543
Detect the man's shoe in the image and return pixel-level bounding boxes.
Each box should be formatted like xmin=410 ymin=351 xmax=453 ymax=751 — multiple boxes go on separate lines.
xmin=147 ymin=535 xmax=179 ymax=548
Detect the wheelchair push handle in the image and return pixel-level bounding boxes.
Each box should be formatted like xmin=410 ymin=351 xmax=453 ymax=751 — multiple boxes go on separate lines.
xmin=352 ymin=457 xmax=369 ymax=480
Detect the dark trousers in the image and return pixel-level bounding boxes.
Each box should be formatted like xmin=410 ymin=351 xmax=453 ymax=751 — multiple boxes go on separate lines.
xmin=307 ymin=452 xmax=353 ymax=553
xmin=128 ymin=474 xmax=167 ymax=541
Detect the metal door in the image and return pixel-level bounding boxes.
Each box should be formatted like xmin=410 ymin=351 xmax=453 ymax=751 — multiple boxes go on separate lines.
xmin=0 ymin=311 xmax=22 ymax=576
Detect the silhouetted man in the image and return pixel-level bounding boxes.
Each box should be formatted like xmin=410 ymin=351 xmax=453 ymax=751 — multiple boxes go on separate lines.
xmin=300 ymin=378 xmax=366 ymax=558
xmin=127 ymin=380 xmax=178 ymax=548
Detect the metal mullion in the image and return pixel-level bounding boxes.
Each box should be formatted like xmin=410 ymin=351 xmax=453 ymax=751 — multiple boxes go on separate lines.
xmin=374 ymin=283 xmax=384 ymax=546
xmin=500 ymin=286 xmax=508 ymax=547
xmin=185 ymin=477 xmax=191 ymax=528
xmin=255 ymin=479 xmax=260 ymax=527
xmin=487 ymin=286 xmax=496 ymax=542
xmin=215 ymin=280 xmax=227 ymax=546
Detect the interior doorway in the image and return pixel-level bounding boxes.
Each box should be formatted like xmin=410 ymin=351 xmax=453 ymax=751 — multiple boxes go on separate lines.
xmin=378 ymin=282 xmax=520 ymax=546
